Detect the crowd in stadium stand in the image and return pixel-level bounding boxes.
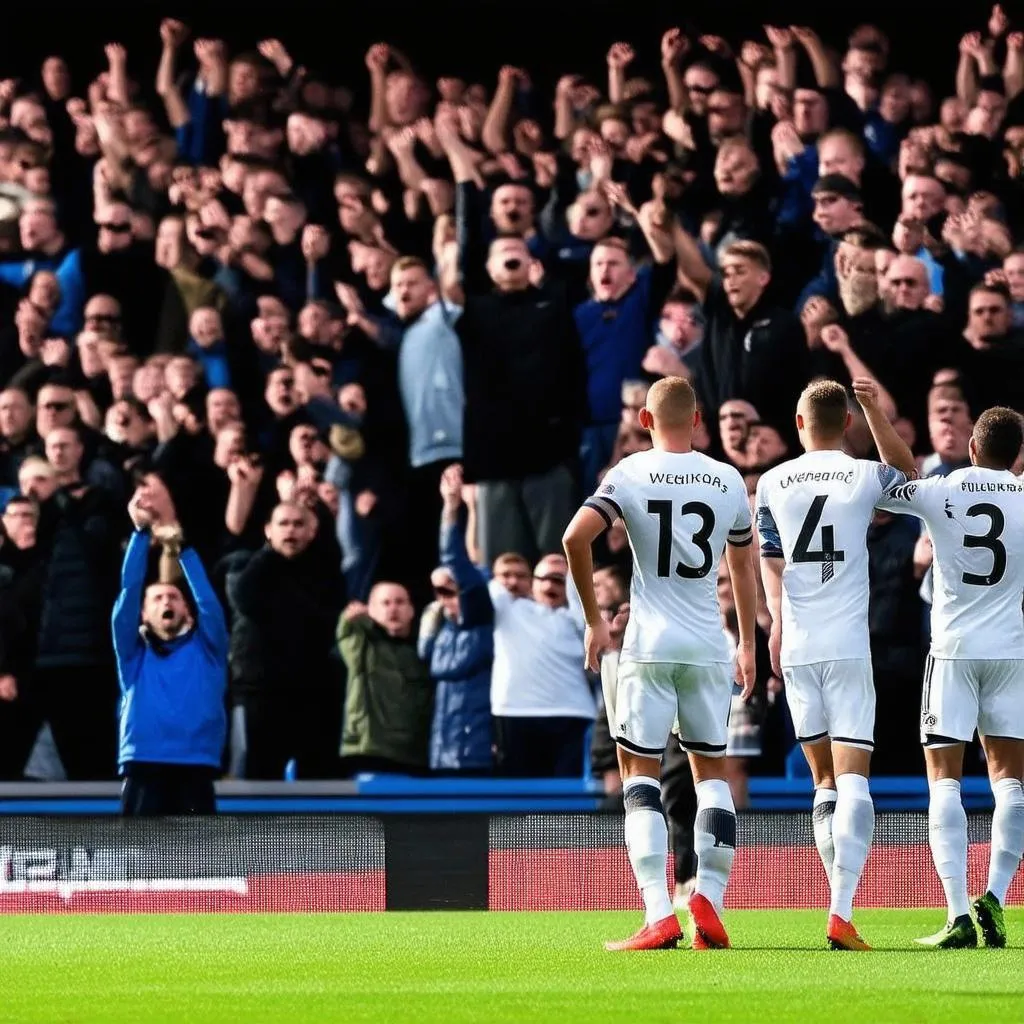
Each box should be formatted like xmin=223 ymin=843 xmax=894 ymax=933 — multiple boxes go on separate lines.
xmin=0 ymin=7 xmax=1022 ymax=795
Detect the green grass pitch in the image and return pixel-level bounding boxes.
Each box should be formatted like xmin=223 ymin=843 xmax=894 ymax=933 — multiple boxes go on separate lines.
xmin=3 ymin=909 xmax=1024 ymax=1023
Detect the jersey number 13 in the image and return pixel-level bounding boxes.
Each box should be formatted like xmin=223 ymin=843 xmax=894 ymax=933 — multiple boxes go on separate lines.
xmin=647 ymin=500 xmax=715 ymax=579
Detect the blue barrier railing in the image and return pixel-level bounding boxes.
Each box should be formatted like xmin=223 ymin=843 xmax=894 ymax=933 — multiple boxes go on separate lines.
xmin=0 ymin=775 xmax=997 ymax=815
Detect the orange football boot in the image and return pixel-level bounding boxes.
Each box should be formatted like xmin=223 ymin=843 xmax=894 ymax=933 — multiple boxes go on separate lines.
xmin=604 ymin=914 xmax=682 ymax=951
xmin=827 ymin=914 xmax=872 ymax=951
xmin=688 ymin=892 xmax=731 ymax=949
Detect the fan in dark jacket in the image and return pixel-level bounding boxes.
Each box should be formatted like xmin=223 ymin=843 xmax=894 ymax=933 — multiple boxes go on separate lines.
xmin=227 ymin=499 xmax=346 ymax=780
xmin=33 ymin=477 xmax=124 ymax=779
xmin=418 ymin=466 xmax=493 ymax=773
xmin=0 ymin=497 xmax=47 ymax=779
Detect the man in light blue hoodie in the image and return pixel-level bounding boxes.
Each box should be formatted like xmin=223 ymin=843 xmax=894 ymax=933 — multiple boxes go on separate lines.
xmin=112 ymin=492 xmax=228 ymax=816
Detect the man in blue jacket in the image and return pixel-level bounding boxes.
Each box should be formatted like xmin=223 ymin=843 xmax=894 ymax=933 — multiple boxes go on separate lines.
xmin=418 ymin=465 xmax=494 ymax=772
xmin=112 ymin=491 xmax=228 ymax=816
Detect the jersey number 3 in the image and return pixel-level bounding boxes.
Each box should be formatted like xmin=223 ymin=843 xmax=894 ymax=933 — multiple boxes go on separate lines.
xmin=647 ymin=500 xmax=715 ymax=579
xmin=962 ymin=502 xmax=1006 ymax=587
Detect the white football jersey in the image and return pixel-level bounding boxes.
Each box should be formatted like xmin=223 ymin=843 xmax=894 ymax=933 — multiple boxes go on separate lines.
xmin=755 ymin=450 xmax=905 ymax=667
xmin=876 ymin=467 xmax=1024 ymax=659
xmin=586 ymin=449 xmax=751 ymax=665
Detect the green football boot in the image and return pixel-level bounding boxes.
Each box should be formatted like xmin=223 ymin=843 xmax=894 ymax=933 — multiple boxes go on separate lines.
xmin=972 ymin=891 xmax=1007 ymax=949
xmin=915 ymin=914 xmax=978 ymax=949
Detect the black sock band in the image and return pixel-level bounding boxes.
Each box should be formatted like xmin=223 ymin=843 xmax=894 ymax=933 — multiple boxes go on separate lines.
xmin=624 ymin=782 xmax=664 ymax=815
xmin=812 ymin=800 xmax=837 ymax=823
xmin=695 ymin=807 xmax=736 ymax=849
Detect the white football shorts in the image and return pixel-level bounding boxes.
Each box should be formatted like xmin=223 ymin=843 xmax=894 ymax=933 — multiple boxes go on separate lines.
xmin=921 ymin=657 xmax=1024 ymax=746
xmin=782 ymin=658 xmax=875 ymax=751
xmin=614 ymin=660 xmax=733 ymax=758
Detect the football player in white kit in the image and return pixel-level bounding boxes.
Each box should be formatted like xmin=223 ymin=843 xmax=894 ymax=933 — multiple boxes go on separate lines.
xmin=755 ymin=378 xmax=916 ymax=950
xmin=876 ymin=407 xmax=1024 ymax=949
xmin=563 ymin=377 xmax=758 ymax=951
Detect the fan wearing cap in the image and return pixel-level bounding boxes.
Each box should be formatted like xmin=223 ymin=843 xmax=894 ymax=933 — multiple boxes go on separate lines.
xmin=795 ymin=174 xmax=865 ymax=313
xmin=112 ymin=490 xmax=228 ymax=816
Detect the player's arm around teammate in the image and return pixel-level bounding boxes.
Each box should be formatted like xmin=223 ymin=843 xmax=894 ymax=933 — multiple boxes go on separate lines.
xmin=852 ymin=378 xmax=918 ymax=482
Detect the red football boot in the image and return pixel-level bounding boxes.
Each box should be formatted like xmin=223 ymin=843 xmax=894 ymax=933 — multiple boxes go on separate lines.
xmin=688 ymin=892 xmax=731 ymax=949
xmin=604 ymin=914 xmax=682 ymax=951
xmin=827 ymin=914 xmax=872 ymax=951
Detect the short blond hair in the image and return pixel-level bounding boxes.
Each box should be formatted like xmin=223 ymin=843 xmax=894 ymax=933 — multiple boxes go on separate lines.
xmin=722 ymin=239 xmax=771 ymax=273
xmin=799 ymin=379 xmax=849 ymax=437
xmin=645 ymin=376 xmax=696 ymax=427
xmin=392 ymin=255 xmax=429 ymax=276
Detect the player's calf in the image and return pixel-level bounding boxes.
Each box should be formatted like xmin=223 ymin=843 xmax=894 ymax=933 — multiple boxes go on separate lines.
xmin=693 ymin=778 xmax=736 ymax=908
xmin=691 ymin=774 xmax=736 ymax=948
xmin=622 ymin=775 xmax=673 ymax=926
xmin=984 ymin=777 xmax=1024 ymax=920
xmin=828 ymin=770 xmax=874 ymax=939
xmin=605 ymin=771 xmax=681 ymax=951
xmin=927 ymin=773 xmax=971 ymax=925
xmin=972 ymin=767 xmax=1023 ymax=950
xmin=920 ymin=762 xmax=977 ymax=949
xmin=812 ymin=786 xmax=837 ymax=881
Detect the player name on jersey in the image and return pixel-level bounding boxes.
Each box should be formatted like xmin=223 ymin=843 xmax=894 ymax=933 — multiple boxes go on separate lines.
xmin=778 ymin=470 xmax=855 ymax=489
xmin=648 ymin=471 xmax=731 ymax=493
xmin=959 ymin=481 xmax=1024 ymax=492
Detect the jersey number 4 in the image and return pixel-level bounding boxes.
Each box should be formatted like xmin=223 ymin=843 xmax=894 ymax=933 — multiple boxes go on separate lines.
xmin=962 ymin=503 xmax=1006 ymax=587
xmin=793 ymin=495 xmax=845 ymax=583
xmin=647 ymin=500 xmax=715 ymax=579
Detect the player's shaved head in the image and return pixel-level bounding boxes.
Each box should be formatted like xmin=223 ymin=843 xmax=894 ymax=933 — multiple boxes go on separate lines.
xmin=971 ymin=406 xmax=1024 ymax=470
xmin=797 ymin=379 xmax=850 ymax=440
xmin=644 ymin=376 xmax=696 ymax=428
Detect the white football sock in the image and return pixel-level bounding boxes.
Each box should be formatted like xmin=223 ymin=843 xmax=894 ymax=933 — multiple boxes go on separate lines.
xmin=929 ymin=778 xmax=970 ymax=921
xmin=988 ymin=778 xmax=1024 ymax=905
xmin=812 ymin=787 xmax=837 ymax=881
xmin=622 ymin=776 xmax=673 ymax=925
xmin=694 ymin=778 xmax=736 ymax=913
xmin=829 ymin=773 xmax=874 ymax=922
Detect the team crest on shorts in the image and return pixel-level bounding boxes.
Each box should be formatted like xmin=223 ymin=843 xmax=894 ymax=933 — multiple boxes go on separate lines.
xmin=922 ymin=712 xmax=937 ymax=728
xmin=601 ymin=483 xmax=615 ymax=495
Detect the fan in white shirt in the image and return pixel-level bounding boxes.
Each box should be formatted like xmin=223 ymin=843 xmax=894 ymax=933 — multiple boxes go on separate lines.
xmin=487 ymin=551 xmax=596 ymax=778
xmin=756 ymin=377 xmax=917 ymax=951
xmin=875 ymin=406 xmax=1024 ymax=950
xmin=563 ymin=376 xmax=758 ymax=953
